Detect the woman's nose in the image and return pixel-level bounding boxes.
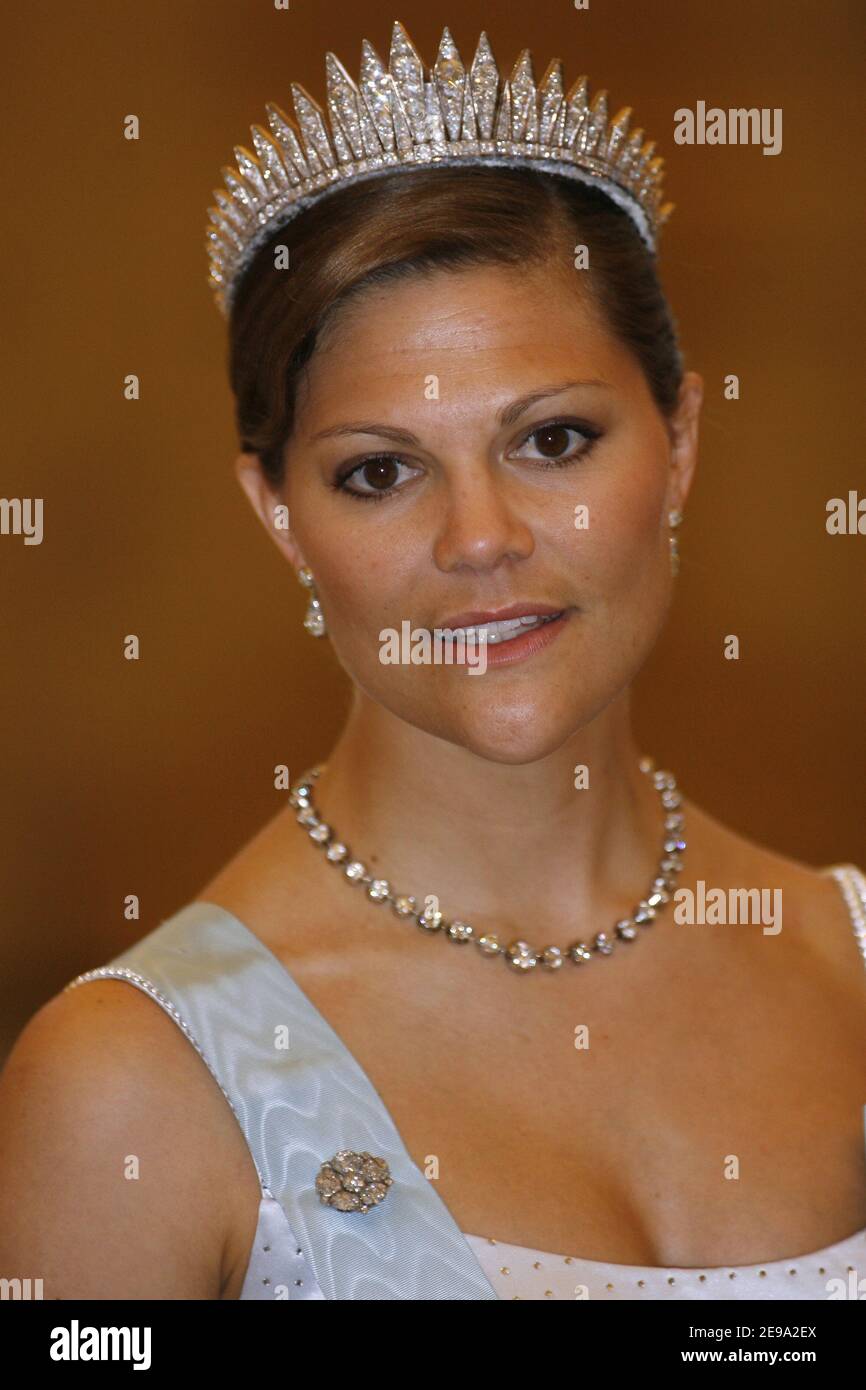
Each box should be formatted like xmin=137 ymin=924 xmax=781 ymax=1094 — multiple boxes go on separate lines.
xmin=431 ymin=468 xmax=535 ymax=574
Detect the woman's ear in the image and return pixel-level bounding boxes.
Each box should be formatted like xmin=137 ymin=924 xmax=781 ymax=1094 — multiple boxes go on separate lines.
xmin=666 ymin=370 xmax=703 ymax=514
xmin=234 ymin=452 xmax=306 ymax=572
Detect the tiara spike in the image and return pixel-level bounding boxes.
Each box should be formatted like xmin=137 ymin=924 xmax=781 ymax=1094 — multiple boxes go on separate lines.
xmin=644 ymin=155 xmax=666 ymax=196
xmin=562 ymin=75 xmax=589 ymax=147
xmin=206 ymin=235 xmax=234 ymax=280
xmin=213 ymin=189 xmax=246 ymax=233
xmin=205 ymin=21 xmax=673 ymax=316
xmin=525 ymin=90 xmax=540 ymax=144
xmin=458 ymin=71 xmax=479 ymax=142
xmin=493 ymin=84 xmax=512 ymax=142
xmin=601 ymin=106 xmax=632 ymax=163
xmin=220 ymin=165 xmax=255 ymax=218
xmin=508 ymin=50 xmax=538 ymax=143
xmin=207 ymin=206 xmax=243 ymax=250
xmin=359 ymin=39 xmax=398 ymax=153
xmin=469 ymin=32 xmax=500 ymax=141
xmin=291 ymin=82 xmax=337 ymax=176
xmin=537 ymin=59 xmax=565 ymax=145
xmin=233 ymin=145 xmax=269 ymax=203
xmin=208 ymin=230 xmax=240 ymax=275
xmin=634 ymin=138 xmax=657 ymax=185
xmin=577 ymin=89 xmax=608 ymax=157
xmin=550 ymin=100 xmax=567 ymax=147
xmin=389 ymin=84 xmax=415 ymax=157
xmin=250 ymin=125 xmax=292 ymax=194
xmin=389 ymin=19 xmax=428 ymax=146
xmin=432 ymin=27 xmax=466 ymax=141
xmin=325 ymin=53 xmax=363 ymax=163
xmin=424 ymin=81 xmax=449 ymax=154
xmin=618 ymin=127 xmax=645 ymax=177
xmin=265 ymin=102 xmax=310 ymax=184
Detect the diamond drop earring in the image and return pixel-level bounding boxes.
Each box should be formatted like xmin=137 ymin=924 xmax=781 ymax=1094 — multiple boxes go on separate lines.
xmin=298 ymin=567 xmax=327 ymax=637
xmin=668 ymin=510 xmax=683 ymax=576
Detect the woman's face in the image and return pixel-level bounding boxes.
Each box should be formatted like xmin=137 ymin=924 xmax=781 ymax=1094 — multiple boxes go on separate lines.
xmin=238 ymin=258 xmax=702 ymax=763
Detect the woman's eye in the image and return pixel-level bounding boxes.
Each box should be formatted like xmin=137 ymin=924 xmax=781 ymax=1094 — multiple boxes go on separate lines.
xmin=336 ymin=455 xmax=419 ymax=501
xmin=511 ymin=421 xmax=599 ymax=465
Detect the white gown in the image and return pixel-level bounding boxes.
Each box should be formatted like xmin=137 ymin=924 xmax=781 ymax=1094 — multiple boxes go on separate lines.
xmin=67 ymin=864 xmax=866 ymax=1301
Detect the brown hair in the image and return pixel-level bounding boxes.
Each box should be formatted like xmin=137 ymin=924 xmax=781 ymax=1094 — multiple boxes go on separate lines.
xmin=227 ymin=166 xmax=684 ymax=488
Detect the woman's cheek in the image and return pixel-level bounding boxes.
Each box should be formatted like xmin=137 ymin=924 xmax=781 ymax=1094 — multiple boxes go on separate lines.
xmin=602 ymin=482 xmax=668 ymax=579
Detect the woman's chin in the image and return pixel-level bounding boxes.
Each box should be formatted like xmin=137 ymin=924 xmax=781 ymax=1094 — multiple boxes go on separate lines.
xmin=436 ymin=698 xmax=586 ymax=765
xmin=356 ymin=667 xmax=605 ymax=764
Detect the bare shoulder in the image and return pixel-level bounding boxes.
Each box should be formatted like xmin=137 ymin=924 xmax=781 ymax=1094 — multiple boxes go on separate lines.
xmin=0 ymin=972 xmax=260 ymax=1299
xmin=195 ymin=801 xmax=328 ymax=959
xmin=683 ymin=795 xmax=866 ymax=996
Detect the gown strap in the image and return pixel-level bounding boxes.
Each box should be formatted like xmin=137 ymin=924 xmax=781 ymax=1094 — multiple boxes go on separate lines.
xmin=823 ymin=863 xmax=866 ymax=970
xmin=64 ymin=900 xmax=499 ymax=1301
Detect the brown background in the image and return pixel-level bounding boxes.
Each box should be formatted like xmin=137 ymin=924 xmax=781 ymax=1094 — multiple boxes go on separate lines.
xmin=2 ymin=0 xmax=863 ymax=1062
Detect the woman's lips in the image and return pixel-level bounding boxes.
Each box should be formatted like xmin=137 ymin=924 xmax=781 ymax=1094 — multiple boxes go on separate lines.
xmin=437 ymin=602 xmax=565 ymax=629
xmin=432 ymin=608 xmax=573 ymax=668
xmin=478 ymin=608 xmax=571 ymax=666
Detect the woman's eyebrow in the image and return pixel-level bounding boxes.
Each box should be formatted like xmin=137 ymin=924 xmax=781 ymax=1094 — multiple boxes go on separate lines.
xmin=308 ymin=379 xmax=613 ymax=446
xmin=498 ymin=378 xmax=613 ymax=427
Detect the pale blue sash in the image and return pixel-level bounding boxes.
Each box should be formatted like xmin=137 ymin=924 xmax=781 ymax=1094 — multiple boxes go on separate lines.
xmin=69 ymin=901 xmax=499 ymax=1301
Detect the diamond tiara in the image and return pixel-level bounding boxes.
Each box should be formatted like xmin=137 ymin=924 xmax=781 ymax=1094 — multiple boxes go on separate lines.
xmin=205 ymin=19 xmax=674 ymax=318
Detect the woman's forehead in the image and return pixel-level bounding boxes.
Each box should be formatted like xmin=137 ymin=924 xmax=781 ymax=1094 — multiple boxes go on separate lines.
xmin=305 ymin=263 xmax=612 ymax=385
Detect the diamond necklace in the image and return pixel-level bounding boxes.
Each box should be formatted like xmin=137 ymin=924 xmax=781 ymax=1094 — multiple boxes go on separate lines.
xmin=288 ymin=755 xmax=686 ymax=974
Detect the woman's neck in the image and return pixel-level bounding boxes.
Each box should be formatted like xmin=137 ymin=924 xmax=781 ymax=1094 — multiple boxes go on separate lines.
xmin=306 ymin=690 xmax=668 ymax=946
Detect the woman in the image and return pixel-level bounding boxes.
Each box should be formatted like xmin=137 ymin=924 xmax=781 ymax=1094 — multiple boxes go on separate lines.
xmin=1 ymin=21 xmax=864 ymax=1302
